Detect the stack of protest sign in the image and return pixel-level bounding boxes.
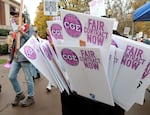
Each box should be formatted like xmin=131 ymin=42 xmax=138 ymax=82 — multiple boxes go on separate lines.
xmin=111 ymin=34 xmax=150 ymax=110
xmin=19 ymin=36 xmax=70 ymax=94
xmin=20 ymin=9 xmax=150 ymax=111
xmin=54 ymin=9 xmax=114 ymax=106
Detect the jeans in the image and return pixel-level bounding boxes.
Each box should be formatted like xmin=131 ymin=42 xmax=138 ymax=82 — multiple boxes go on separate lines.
xmin=8 ymin=60 xmax=34 ymax=97
xmin=31 ymin=64 xmax=39 ymax=78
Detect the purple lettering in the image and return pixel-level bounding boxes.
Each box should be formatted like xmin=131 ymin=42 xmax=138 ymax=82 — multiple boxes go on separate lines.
xmin=132 ymin=61 xmax=140 ymax=70
xmin=86 ymin=19 xmax=108 ymax=46
xmin=64 ymin=21 xmax=81 ymax=32
xmin=142 ymin=62 xmax=150 ymax=79
xmin=121 ymin=45 xmax=145 ymax=70
xmin=84 ymin=61 xmax=99 ymax=70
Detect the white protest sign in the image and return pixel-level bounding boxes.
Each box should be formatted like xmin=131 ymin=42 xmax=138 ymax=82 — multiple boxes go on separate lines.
xmin=123 ymin=27 xmax=130 ymax=35
xmin=60 ymin=9 xmax=113 ymax=47
xmin=112 ymin=18 xmax=118 ymax=31
xmin=135 ymin=60 xmax=150 ymax=105
xmin=39 ymin=40 xmax=70 ymax=94
xmin=60 ymin=9 xmax=114 ymax=74
xmin=19 ymin=36 xmax=53 ymax=82
xmin=47 ymin=20 xmax=64 ymax=45
xmin=135 ymin=89 xmax=146 ymax=105
xmin=56 ymin=44 xmax=114 ymax=106
xmin=44 ymin=0 xmax=59 ymax=16
xmin=138 ymin=32 xmax=143 ymax=38
xmin=107 ymin=46 xmax=115 ymax=84
xmin=112 ymin=34 xmax=150 ymax=111
xmin=111 ymin=48 xmax=124 ymax=89
xmin=89 ymin=0 xmax=106 ymax=17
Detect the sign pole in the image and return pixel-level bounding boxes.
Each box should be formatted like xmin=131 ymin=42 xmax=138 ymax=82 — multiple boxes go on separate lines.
xmin=16 ymin=0 xmax=23 ymax=49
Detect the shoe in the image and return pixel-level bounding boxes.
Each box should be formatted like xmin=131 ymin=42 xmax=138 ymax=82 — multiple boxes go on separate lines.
xmin=33 ymin=73 xmax=40 ymax=81
xmin=46 ymin=87 xmax=51 ymax=92
xmin=147 ymin=88 xmax=150 ymax=92
xmin=46 ymin=83 xmax=52 ymax=92
xmin=20 ymin=96 xmax=35 ymax=107
xmin=12 ymin=93 xmax=25 ymax=106
xmin=32 ymin=76 xmax=36 ymax=82
xmin=34 ymin=73 xmax=40 ymax=79
xmin=36 ymin=73 xmax=40 ymax=79
xmin=51 ymin=84 xmax=57 ymax=88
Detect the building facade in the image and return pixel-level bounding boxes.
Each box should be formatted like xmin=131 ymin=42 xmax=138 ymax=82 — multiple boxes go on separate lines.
xmin=0 ymin=0 xmax=20 ymax=30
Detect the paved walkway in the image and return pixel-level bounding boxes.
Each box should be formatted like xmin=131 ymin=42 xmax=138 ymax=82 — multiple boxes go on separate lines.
xmin=0 ymin=55 xmax=62 ymax=115
xmin=0 ymin=55 xmax=150 ymax=115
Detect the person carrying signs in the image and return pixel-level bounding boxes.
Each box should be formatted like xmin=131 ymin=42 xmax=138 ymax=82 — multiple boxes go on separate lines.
xmin=8 ymin=9 xmax=35 ymax=107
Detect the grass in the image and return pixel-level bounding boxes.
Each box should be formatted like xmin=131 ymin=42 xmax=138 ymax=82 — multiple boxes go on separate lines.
xmin=0 ymin=59 xmax=7 ymax=64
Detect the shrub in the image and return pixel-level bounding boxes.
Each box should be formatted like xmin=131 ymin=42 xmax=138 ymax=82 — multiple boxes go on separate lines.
xmin=0 ymin=44 xmax=8 ymax=55
xmin=0 ymin=59 xmax=7 ymax=64
xmin=0 ymin=29 xmax=10 ymax=36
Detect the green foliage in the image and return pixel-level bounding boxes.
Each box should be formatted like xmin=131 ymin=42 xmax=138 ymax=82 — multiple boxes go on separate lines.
xmin=105 ymin=0 xmax=150 ymax=36
xmin=0 ymin=59 xmax=7 ymax=64
xmin=34 ymin=0 xmax=53 ymax=38
xmin=0 ymin=44 xmax=8 ymax=55
xmin=105 ymin=0 xmax=133 ymax=35
xmin=0 ymin=29 xmax=10 ymax=36
xmin=131 ymin=0 xmax=150 ymax=37
xmin=34 ymin=0 xmax=150 ymax=37
xmin=58 ymin=0 xmax=92 ymax=13
xmin=34 ymin=0 xmax=91 ymax=38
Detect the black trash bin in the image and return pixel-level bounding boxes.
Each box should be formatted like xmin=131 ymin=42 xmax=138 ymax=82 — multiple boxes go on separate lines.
xmin=61 ymin=91 xmax=125 ymax=115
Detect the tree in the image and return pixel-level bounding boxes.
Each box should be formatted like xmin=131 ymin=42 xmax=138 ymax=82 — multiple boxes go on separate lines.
xmin=34 ymin=0 xmax=53 ymax=38
xmin=105 ymin=0 xmax=150 ymax=37
xmin=105 ymin=0 xmax=133 ymax=35
xmin=58 ymin=0 xmax=92 ymax=13
xmin=132 ymin=0 xmax=150 ymax=37
xmin=34 ymin=0 xmax=91 ymax=38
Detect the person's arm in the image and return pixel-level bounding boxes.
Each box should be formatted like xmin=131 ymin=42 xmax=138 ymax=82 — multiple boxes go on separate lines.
xmin=20 ymin=25 xmax=34 ymax=41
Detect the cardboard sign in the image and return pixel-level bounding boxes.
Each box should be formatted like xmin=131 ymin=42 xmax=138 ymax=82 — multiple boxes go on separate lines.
xmin=112 ymin=34 xmax=150 ymax=111
xmin=135 ymin=60 xmax=150 ymax=105
xmin=111 ymin=48 xmax=124 ymax=88
xmin=89 ymin=0 xmax=106 ymax=17
xmin=123 ymin=27 xmax=130 ymax=35
xmin=60 ymin=9 xmax=113 ymax=47
xmin=44 ymin=0 xmax=59 ymax=16
xmin=56 ymin=44 xmax=114 ymax=106
xmin=39 ymin=40 xmax=70 ymax=93
xmin=60 ymin=9 xmax=114 ymax=75
xmin=19 ymin=36 xmax=54 ymax=83
xmin=47 ymin=20 xmax=64 ymax=45
xmin=107 ymin=46 xmax=116 ymax=84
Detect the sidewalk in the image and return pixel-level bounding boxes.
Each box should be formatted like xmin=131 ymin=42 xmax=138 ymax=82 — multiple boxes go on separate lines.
xmin=0 ymin=55 xmax=150 ymax=115
xmin=0 ymin=55 xmax=62 ymax=115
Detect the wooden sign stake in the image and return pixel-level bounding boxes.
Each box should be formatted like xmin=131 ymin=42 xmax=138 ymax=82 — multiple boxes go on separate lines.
xmin=16 ymin=0 xmax=23 ymax=49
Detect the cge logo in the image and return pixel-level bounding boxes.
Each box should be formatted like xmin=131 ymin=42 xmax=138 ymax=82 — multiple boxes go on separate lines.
xmin=63 ymin=14 xmax=82 ymax=38
xmin=24 ymin=46 xmax=36 ymax=60
xmin=61 ymin=48 xmax=79 ymax=66
xmin=51 ymin=23 xmax=63 ymax=40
